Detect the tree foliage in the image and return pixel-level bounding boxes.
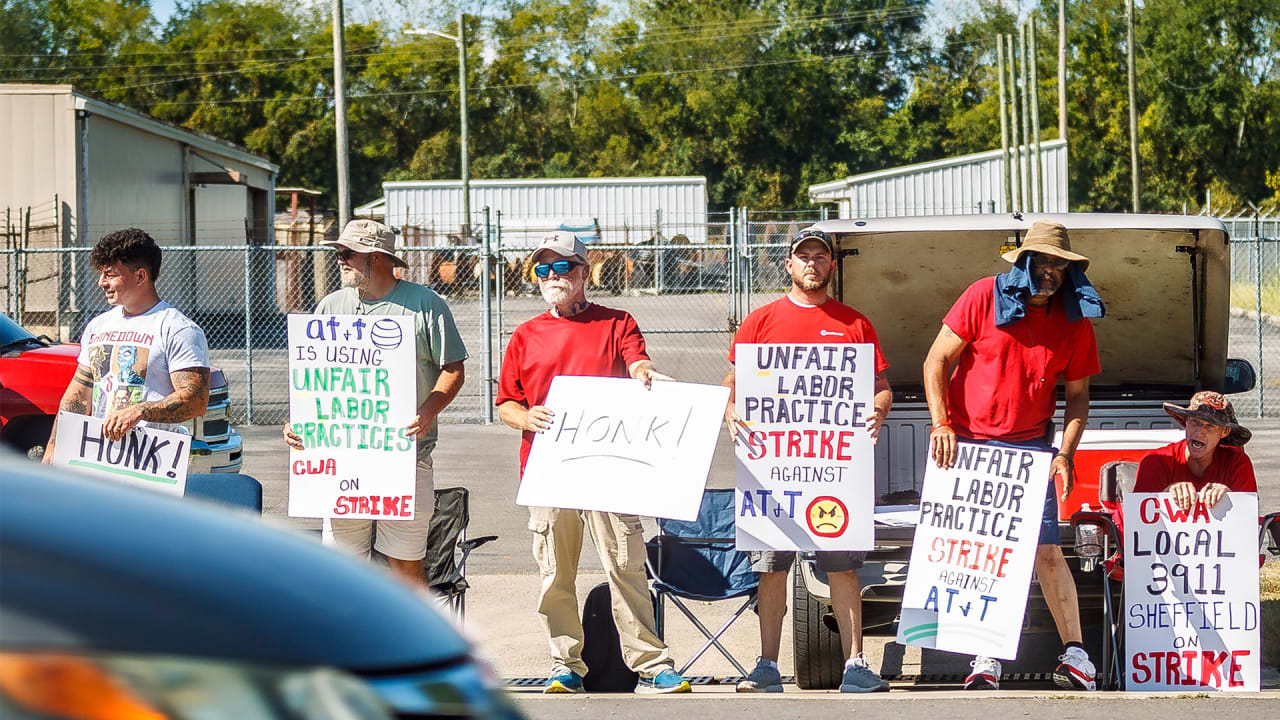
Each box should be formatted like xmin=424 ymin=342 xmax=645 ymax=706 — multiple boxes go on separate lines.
xmin=1 ymin=0 xmax=1276 ymax=212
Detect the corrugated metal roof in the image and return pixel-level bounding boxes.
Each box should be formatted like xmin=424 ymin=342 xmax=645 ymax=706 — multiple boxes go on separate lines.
xmin=809 ymin=140 xmax=1067 ymax=218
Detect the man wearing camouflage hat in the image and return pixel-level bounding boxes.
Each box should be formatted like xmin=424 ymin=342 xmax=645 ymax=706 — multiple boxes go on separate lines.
xmin=284 ymin=219 xmax=468 ymax=585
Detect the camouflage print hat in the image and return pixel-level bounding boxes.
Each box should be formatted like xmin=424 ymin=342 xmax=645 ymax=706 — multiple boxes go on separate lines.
xmin=1162 ymin=391 xmax=1252 ymax=446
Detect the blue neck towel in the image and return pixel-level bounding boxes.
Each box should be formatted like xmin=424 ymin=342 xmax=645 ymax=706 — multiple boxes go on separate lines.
xmin=993 ymin=253 xmax=1105 ymax=327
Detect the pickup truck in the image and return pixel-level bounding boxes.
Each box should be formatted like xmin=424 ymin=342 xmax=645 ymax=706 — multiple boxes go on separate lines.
xmin=788 ymin=213 xmax=1257 ymax=688
xmin=0 ymin=313 xmax=243 ymax=473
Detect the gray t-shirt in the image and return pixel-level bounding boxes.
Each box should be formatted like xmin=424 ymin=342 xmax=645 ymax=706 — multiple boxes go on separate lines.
xmin=316 ymin=281 xmax=467 ymax=457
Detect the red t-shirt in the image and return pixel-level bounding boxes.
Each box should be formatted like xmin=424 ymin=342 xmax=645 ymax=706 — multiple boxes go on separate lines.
xmin=943 ymin=276 xmax=1100 ymax=442
xmin=1133 ymin=440 xmax=1257 ymax=493
xmin=728 ymin=296 xmax=890 ymax=374
xmin=496 ymin=304 xmax=649 ymax=473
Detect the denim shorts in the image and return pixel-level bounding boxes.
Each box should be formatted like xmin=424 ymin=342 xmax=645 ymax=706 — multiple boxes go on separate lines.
xmin=961 ymin=437 xmax=1060 ymax=546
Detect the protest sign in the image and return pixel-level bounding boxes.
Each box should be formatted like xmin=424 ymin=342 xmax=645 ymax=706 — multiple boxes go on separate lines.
xmin=1124 ymin=492 xmax=1260 ymax=692
xmin=52 ymin=411 xmax=190 ymax=496
xmin=287 ymin=314 xmax=417 ymax=520
xmin=517 ymin=376 xmax=728 ymax=521
xmin=897 ymin=442 xmax=1051 ymax=659
xmin=733 ymin=343 xmax=874 ymax=551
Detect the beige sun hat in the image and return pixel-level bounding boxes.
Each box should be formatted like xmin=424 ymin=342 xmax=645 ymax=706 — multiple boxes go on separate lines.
xmin=531 ymin=230 xmax=588 ymax=264
xmin=323 ymin=219 xmax=408 ymax=269
xmin=1001 ymin=221 xmax=1090 ymax=271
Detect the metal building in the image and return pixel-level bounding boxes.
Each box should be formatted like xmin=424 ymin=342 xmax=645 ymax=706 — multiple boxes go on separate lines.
xmin=0 ymin=84 xmax=278 ymax=334
xmin=383 ymin=176 xmax=708 ymax=247
xmin=808 ymin=139 xmax=1067 ymax=218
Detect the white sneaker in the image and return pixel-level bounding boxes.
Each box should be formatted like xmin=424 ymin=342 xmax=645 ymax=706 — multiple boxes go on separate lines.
xmin=964 ymin=656 xmax=1001 ymax=690
xmin=1054 ymin=647 xmax=1097 ymax=691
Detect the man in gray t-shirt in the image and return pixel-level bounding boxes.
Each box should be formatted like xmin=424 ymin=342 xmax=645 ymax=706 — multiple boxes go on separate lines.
xmin=285 ymin=219 xmax=467 ymax=585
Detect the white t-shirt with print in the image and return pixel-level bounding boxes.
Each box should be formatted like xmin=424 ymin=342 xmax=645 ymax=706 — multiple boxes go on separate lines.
xmin=76 ymin=301 xmax=210 ymax=428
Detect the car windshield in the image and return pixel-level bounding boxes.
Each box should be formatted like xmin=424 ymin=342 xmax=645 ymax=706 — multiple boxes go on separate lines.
xmin=0 ymin=313 xmax=43 ymax=350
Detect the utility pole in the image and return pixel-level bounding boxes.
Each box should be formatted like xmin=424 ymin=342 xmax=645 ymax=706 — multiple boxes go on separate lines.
xmin=1006 ymin=34 xmax=1022 ymax=212
xmin=998 ymin=34 xmax=1011 ymax=212
xmin=458 ymin=12 xmax=470 ymax=240
xmin=1058 ymin=0 xmax=1067 ymax=143
xmin=408 ymin=14 xmax=471 ymax=239
xmin=332 ymin=0 xmax=350 ymax=228
xmin=1030 ymin=17 xmax=1043 ymax=212
xmin=1020 ymin=22 xmax=1032 ymax=212
xmin=1126 ymin=0 xmax=1141 ymax=212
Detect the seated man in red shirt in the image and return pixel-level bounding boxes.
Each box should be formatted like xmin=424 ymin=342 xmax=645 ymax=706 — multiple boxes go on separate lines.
xmin=1133 ymin=391 xmax=1256 ymax=510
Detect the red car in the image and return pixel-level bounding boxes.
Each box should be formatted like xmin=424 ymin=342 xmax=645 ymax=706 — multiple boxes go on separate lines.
xmin=0 ymin=313 xmax=242 ymax=472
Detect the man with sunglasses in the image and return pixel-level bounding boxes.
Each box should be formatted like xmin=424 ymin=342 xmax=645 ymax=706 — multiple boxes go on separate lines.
xmin=283 ymin=219 xmax=467 ymax=586
xmin=724 ymin=228 xmax=894 ymax=694
xmin=923 ymin=221 xmax=1104 ymax=691
xmin=496 ymin=230 xmax=691 ymax=695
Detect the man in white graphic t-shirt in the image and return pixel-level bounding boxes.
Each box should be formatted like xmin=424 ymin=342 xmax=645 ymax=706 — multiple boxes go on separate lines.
xmin=43 ymin=228 xmax=210 ymax=460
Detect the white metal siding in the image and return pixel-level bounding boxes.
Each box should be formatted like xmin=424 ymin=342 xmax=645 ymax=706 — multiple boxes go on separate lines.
xmin=384 ymin=177 xmax=708 ymax=248
xmin=810 ymin=139 xmax=1068 ymax=218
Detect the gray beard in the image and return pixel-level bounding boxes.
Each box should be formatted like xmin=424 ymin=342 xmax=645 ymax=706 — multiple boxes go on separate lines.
xmin=540 ymin=284 xmax=571 ymax=306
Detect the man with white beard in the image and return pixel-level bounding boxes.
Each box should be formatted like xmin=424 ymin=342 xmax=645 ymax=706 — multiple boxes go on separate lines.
xmin=496 ymin=231 xmax=691 ymax=695
xmin=283 ymin=219 xmax=467 ymax=586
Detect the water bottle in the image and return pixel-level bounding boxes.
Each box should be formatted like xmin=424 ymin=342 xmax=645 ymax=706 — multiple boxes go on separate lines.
xmin=1075 ymin=503 xmax=1102 ymax=572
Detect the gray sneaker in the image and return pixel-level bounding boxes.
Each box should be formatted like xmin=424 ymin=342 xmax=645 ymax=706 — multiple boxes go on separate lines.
xmin=839 ymin=654 xmax=890 ymax=693
xmin=735 ymin=657 xmax=783 ymax=693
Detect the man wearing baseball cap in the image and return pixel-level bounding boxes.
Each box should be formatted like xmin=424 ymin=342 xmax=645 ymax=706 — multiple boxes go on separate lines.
xmin=1133 ymin=391 xmax=1256 ymax=509
xmin=724 ymin=227 xmax=894 ymax=694
xmin=283 ymin=219 xmax=468 ymax=585
xmin=923 ymin=220 xmax=1105 ymax=691
xmin=496 ymin=230 xmax=690 ymax=695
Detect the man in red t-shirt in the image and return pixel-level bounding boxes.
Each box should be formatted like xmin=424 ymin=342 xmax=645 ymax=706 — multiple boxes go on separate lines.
xmin=724 ymin=228 xmax=894 ymax=694
xmin=923 ymin=221 xmax=1101 ymax=691
xmin=1134 ymin=391 xmax=1256 ymax=509
xmin=496 ymin=231 xmax=689 ymax=696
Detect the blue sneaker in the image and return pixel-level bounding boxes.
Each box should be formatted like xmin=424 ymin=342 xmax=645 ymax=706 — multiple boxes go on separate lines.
xmin=634 ymin=668 xmax=691 ymax=694
xmin=839 ymin=654 xmax=889 ymax=693
xmin=543 ymin=668 xmax=584 ymax=694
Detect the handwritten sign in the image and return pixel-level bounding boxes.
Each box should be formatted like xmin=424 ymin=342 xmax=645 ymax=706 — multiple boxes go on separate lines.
xmin=1124 ymin=492 xmax=1259 ymax=692
xmin=897 ymin=442 xmax=1051 ymax=659
xmin=52 ymin=411 xmax=190 ymax=496
xmin=517 ymin=376 xmax=729 ymax=521
xmin=287 ymin=314 xmax=417 ymax=520
xmin=733 ymin=343 xmax=874 ymax=551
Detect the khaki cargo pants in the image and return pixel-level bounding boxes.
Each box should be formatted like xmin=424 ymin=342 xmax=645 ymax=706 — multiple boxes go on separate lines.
xmin=528 ymin=506 xmax=673 ymax=677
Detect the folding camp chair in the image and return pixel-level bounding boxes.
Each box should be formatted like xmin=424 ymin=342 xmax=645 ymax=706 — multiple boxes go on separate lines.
xmin=184 ymin=473 xmax=263 ymax=514
xmin=1071 ymin=461 xmax=1280 ymax=691
xmin=645 ymin=488 xmax=759 ymax=677
xmin=425 ymin=487 xmax=497 ymax=619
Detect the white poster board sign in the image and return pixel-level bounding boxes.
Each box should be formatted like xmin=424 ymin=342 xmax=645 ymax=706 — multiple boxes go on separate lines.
xmin=517 ymin=376 xmax=728 ymax=521
xmin=733 ymin=343 xmax=875 ymax=551
xmin=52 ymin=411 xmax=191 ymax=496
xmin=1124 ymin=492 xmax=1260 ymax=692
xmin=897 ymin=442 xmax=1052 ymax=659
xmin=287 ymin=314 xmax=417 ymax=520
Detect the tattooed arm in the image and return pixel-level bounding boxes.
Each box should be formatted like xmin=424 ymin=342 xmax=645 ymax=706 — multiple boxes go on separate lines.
xmin=42 ymin=364 xmax=95 ymax=463
xmin=102 ymin=367 xmax=210 ymax=441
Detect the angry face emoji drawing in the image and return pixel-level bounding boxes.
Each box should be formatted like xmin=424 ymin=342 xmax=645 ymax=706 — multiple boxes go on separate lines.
xmin=806 ymin=496 xmax=849 ymax=538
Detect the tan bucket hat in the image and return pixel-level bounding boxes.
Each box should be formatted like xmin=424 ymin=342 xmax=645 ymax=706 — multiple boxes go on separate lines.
xmin=1163 ymin=391 xmax=1252 ymax=446
xmin=1001 ymin=221 xmax=1090 ymax=271
xmin=323 ymin=219 xmax=408 ymax=269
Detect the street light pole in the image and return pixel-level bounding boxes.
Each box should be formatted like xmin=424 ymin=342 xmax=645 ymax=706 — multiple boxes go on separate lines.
xmin=409 ymin=14 xmax=469 ymax=239
xmin=332 ymin=0 xmax=350 ymax=228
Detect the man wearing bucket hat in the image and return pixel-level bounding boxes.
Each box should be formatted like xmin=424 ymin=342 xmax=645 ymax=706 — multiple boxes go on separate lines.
xmin=1133 ymin=391 xmax=1256 ymax=509
xmin=283 ymin=219 xmax=468 ymax=585
xmin=723 ymin=227 xmax=894 ymax=694
xmin=496 ymin=230 xmax=691 ymax=695
xmin=923 ymin=221 xmax=1105 ymax=691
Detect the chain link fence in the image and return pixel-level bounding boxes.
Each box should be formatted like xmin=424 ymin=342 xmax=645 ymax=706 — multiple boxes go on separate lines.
xmin=4 ymin=206 xmax=1275 ymax=423
xmin=1220 ymin=214 xmax=1280 ymax=417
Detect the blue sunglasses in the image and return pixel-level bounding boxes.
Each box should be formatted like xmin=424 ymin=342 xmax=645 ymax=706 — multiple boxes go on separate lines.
xmin=533 ymin=259 xmax=581 ymax=278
